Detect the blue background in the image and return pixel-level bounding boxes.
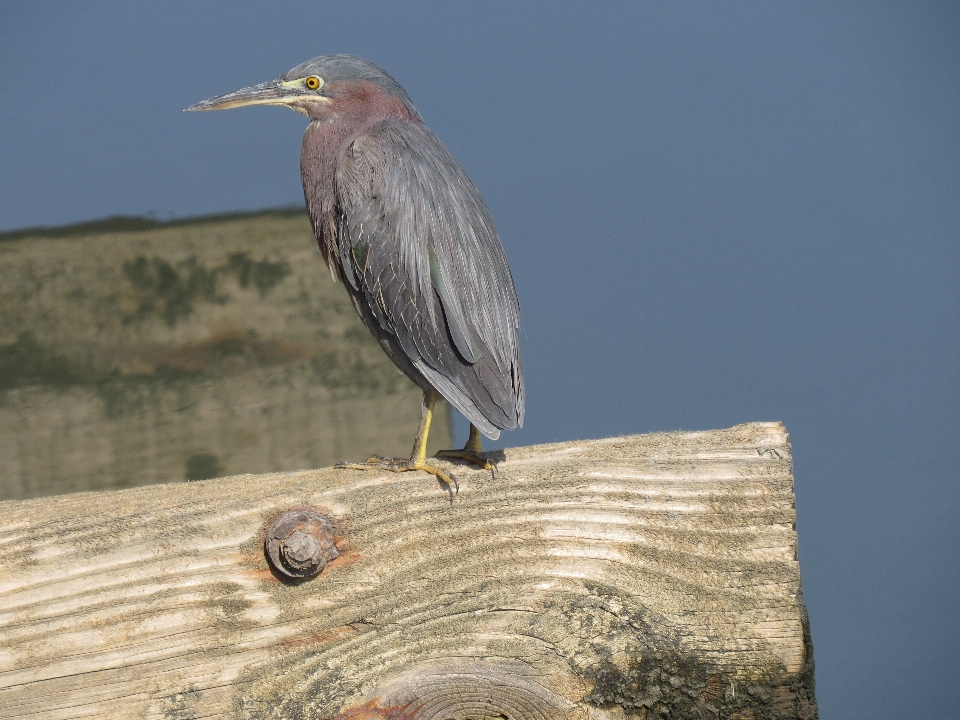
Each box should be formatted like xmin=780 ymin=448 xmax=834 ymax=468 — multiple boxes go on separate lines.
xmin=2 ymin=2 xmax=958 ymax=717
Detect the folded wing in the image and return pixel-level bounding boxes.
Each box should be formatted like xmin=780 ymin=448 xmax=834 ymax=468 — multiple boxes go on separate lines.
xmin=335 ymin=119 xmax=524 ymax=438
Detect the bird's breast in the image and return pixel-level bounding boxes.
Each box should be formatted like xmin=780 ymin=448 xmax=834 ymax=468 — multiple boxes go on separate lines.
xmin=301 ymin=122 xmax=351 ymax=280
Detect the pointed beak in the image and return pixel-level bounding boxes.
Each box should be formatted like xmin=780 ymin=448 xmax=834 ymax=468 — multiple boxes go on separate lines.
xmin=185 ymin=79 xmax=302 ymax=112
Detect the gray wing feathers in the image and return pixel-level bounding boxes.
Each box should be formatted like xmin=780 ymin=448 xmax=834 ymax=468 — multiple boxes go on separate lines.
xmin=335 ymin=119 xmax=523 ymax=436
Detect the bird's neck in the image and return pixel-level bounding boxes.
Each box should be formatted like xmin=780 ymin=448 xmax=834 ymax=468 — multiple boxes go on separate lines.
xmin=300 ymin=120 xmax=356 ymax=280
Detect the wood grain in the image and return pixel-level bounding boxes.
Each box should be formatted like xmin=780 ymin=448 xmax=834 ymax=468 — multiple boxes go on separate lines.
xmin=0 ymin=422 xmax=817 ymax=719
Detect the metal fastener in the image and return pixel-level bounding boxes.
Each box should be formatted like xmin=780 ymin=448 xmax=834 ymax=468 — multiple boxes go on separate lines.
xmin=264 ymin=508 xmax=339 ymax=579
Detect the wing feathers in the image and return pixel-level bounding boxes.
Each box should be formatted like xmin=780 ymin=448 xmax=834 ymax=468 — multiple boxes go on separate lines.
xmin=335 ymin=119 xmax=523 ymax=434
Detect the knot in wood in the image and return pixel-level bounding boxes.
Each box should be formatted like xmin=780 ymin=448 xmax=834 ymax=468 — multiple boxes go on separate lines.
xmin=264 ymin=508 xmax=338 ymax=579
xmin=332 ymin=661 xmax=574 ymax=720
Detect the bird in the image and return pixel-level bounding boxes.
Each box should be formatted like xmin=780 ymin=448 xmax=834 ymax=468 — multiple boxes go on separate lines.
xmin=187 ymin=55 xmax=523 ymax=490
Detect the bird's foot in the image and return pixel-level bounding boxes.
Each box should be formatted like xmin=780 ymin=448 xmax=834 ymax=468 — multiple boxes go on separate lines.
xmin=433 ymin=449 xmax=496 ymax=479
xmin=335 ymin=455 xmax=459 ymax=494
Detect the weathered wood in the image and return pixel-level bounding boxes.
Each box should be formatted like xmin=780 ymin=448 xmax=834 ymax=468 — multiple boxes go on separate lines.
xmin=0 ymin=422 xmax=817 ymax=719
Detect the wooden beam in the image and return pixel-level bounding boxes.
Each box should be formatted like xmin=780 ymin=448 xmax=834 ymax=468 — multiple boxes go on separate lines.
xmin=0 ymin=422 xmax=817 ymax=719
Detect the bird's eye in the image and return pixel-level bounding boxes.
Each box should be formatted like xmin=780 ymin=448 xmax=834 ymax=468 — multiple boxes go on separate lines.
xmin=304 ymin=76 xmax=323 ymax=91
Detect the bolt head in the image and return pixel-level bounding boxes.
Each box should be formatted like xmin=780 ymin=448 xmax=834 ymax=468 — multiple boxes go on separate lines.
xmin=282 ymin=529 xmax=320 ymax=565
xmin=264 ymin=508 xmax=339 ymax=579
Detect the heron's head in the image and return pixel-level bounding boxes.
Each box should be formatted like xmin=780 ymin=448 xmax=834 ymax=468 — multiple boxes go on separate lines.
xmin=186 ymin=55 xmax=422 ymax=123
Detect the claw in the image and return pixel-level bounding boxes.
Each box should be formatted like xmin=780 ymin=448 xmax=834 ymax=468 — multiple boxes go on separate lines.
xmin=420 ymin=463 xmax=460 ymax=495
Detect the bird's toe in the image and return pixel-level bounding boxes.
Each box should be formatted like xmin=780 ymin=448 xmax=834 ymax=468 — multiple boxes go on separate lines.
xmin=434 ymin=449 xmax=495 ymax=478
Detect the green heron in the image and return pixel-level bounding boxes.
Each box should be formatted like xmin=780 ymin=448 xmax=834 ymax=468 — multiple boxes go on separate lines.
xmin=188 ymin=55 xmax=524 ymax=489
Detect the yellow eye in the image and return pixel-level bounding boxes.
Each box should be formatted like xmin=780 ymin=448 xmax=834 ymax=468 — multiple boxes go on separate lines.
xmin=304 ymin=76 xmax=323 ymax=90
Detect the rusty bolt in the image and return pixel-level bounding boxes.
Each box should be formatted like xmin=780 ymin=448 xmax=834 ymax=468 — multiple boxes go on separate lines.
xmin=264 ymin=508 xmax=338 ymax=579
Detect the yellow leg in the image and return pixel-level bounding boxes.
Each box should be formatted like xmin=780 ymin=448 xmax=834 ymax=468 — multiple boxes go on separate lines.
xmin=410 ymin=389 xmax=436 ymax=466
xmin=434 ymin=423 xmax=495 ymax=475
xmin=464 ymin=424 xmax=483 ymax=454
xmin=336 ymin=390 xmax=458 ymax=492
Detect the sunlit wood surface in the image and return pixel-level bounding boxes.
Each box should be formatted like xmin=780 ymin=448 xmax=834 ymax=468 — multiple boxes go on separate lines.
xmin=0 ymin=422 xmax=816 ymax=719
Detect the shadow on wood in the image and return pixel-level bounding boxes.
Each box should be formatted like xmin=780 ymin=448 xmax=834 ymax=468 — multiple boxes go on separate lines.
xmin=0 ymin=422 xmax=817 ymax=719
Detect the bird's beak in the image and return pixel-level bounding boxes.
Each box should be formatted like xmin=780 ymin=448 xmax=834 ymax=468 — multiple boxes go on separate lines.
xmin=185 ymin=79 xmax=303 ymax=112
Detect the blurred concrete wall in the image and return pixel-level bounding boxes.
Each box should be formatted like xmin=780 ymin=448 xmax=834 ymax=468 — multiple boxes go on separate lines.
xmin=0 ymin=210 xmax=451 ymax=500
